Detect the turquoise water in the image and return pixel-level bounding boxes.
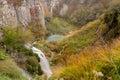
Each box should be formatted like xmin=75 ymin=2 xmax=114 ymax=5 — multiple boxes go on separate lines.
xmin=46 ymin=35 xmax=65 ymax=41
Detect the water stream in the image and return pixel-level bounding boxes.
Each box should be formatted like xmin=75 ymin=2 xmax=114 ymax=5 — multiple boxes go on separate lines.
xmin=25 ymin=43 xmax=52 ymax=79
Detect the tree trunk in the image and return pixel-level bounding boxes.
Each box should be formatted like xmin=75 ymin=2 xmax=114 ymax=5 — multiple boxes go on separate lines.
xmin=38 ymin=0 xmax=47 ymax=31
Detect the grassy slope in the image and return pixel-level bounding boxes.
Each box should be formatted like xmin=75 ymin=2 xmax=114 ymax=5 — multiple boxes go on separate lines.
xmin=46 ymin=18 xmax=77 ymax=35
xmin=0 ymin=58 xmax=29 ymax=80
xmin=60 ymin=38 xmax=120 ymax=80
xmin=49 ymin=20 xmax=101 ymax=79
xmin=50 ymin=18 xmax=120 ymax=79
xmin=51 ymin=4 xmax=120 ymax=79
xmin=57 ymin=20 xmax=101 ymax=54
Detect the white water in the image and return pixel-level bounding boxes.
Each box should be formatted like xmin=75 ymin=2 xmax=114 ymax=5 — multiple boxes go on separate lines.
xmin=25 ymin=43 xmax=52 ymax=79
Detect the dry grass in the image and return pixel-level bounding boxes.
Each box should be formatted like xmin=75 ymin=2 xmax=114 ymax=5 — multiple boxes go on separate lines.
xmin=65 ymin=20 xmax=100 ymax=38
xmin=56 ymin=38 xmax=120 ymax=80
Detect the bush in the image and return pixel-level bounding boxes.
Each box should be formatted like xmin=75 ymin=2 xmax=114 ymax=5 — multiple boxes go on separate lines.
xmin=29 ymin=22 xmax=46 ymax=40
xmin=101 ymin=3 xmax=120 ymax=41
xmin=0 ymin=50 xmax=7 ymax=60
xmin=2 ymin=26 xmax=43 ymax=75
xmin=25 ymin=56 xmax=43 ymax=75
xmin=2 ymin=27 xmax=34 ymax=47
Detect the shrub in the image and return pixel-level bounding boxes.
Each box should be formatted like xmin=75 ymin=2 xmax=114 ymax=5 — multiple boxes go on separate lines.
xmin=2 ymin=26 xmax=43 ymax=75
xmin=101 ymin=3 xmax=120 ymax=41
xmin=2 ymin=26 xmax=34 ymax=47
xmin=25 ymin=56 xmax=43 ymax=75
xmin=0 ymin=50 xmax=7 ymax=60
xmin=29 ymin=22 xmax=46 ymax=40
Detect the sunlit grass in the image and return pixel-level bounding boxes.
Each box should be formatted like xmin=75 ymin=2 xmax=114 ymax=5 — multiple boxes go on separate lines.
xmin=59 ymin=38 xmax=120 ymax=80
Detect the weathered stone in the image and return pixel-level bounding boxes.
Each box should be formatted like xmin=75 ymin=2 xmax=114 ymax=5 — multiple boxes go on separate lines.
xmin=0 ymin=0 xmax=46 ymax=30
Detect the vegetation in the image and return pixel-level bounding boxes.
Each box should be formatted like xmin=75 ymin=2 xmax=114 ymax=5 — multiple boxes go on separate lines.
xmin=70 ymin=7 xmax=102 ymax=26
xmin=0 ymin=58 xmax=29 ymax=80
xmin=101 ymin=3 xmax=120 ymax=41
xmin=1 ymin=26 xmax=42 ymax=75
xmin=49 ymin=2 xmax=120 ymax=80
xmin=29 ymin=22 xmax=46 ymax=40
xmin=59 ymin=39 xmax=120 ymax=80
xmin=2 ymin=26 xmax=34 ymax=47
xmin=0 ymin=49 xmax=7 ymax=60
xmin=1 ymin=0 xmax=120 ymax=80
xmin=46 ymin=18 xmax=76 ymax=35
xmin=57 ymin=20 xmax=101 ymax=54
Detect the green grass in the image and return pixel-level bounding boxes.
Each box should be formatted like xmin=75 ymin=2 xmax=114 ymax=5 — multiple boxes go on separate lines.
xmin=0 ymin=58 xmax=29 ymax=80
xmin=0 ymin=74 xmax=12 ymax=80
xmin=46 ymin=18 xmax=77 ymax=35
xmin=57 ymin=20 xmax=101 ymax=54
xmin=0 ymin=49 xmax=7 ymax=60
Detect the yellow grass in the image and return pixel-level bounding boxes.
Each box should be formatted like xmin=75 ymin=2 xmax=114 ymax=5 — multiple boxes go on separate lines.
xmin=65 ymin=20 xmax=100 ymax=38
xmin=57 ymin=38 xmax=120 ymax=80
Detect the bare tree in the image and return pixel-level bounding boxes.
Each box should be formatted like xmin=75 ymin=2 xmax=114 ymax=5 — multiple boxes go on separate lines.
xmin=50 ymin=0 xmax=59 ymax=17
xmin=37 ymin=0 xmax=47 ymax=31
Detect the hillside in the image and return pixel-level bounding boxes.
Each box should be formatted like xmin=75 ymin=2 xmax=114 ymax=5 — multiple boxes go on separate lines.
xmin=0 ymin=0 xmax=120 ymax=80
xmin=0 ymin=48 xmax=29 ymax=80
xmin=47 ymin=2 xmax=120 ymax=80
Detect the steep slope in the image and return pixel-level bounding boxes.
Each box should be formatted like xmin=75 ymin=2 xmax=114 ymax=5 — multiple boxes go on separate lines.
xmin=56 ymin=20 xmax=101 ymax=54
xmin=52 ymin=0 xmax=112 ymax=26
xmin=49 ymin=2 xmax=120 ymax=80
xmin=54 ymin=1 xmax=120 ymax=55
xmin=60 ymin=38 xmax=120 ymax=80
xmin=0 ymin=48 xmax=29 ymax=80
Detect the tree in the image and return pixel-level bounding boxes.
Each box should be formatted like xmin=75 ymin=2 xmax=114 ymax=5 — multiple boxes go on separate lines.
xmin=50 ymin=0 xmax=59 ymax=17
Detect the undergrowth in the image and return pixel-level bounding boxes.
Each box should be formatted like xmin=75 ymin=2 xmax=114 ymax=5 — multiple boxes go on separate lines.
xmin=60 ymin=38 xmax=120 ymax=80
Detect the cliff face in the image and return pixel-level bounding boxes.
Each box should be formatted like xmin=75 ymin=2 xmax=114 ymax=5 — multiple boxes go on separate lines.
xmin=0 ymin=0 xmax=112 ymax=27
xmin=0 ymin=0 xmax=46 ymax=31
xmin=0 ymin=0 xmax=31 ymax=26
xmin=0 ymin=1 xmax=17 ymax=26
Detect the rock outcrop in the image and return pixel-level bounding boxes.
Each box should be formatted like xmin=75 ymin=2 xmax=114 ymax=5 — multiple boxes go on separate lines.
xmin=0 ymin=0 xmax=46 ymax=31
